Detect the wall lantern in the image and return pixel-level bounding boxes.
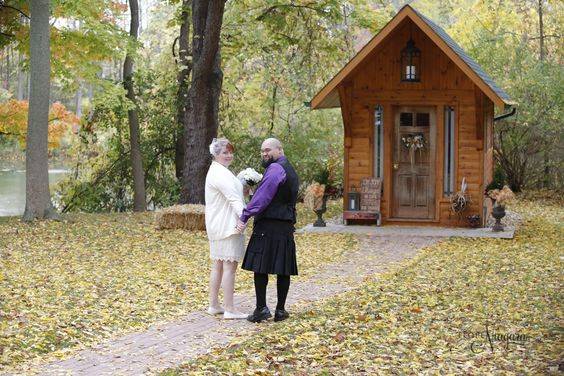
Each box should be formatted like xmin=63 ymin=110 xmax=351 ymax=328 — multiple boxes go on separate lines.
xmin=401 ymin=38 xmax=421 ymax=82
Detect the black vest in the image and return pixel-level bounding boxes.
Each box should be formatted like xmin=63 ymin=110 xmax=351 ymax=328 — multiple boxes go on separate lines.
xmin=256 ymin=158 xmax=299 ymax=224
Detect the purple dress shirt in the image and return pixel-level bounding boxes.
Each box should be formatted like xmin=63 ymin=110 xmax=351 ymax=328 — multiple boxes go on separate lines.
xmin=240 ymin=156 xmax=287 ymax=223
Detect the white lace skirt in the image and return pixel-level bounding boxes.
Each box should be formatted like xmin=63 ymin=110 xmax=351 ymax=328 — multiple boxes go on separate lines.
xmin=209 ymin=234 xmax=245 ymax=262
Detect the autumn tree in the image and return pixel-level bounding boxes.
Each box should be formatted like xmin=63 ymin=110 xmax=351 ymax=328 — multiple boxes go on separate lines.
xmin=180 ymin=0 xmax=226 ymax=204
xmin=174 ymin=0 xmax=191 ymax=181
xmin=124 ymin=0 xmax=146 ymax=211
xmin=23 ymin=0 xmax=58 ymax=221
xmin=0 ymin=99 xmax=78 ymax=148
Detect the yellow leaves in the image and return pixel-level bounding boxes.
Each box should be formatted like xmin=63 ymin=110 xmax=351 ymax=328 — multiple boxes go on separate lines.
xmin=0 ymin=100 xmax=79 ymax=150
xmin=0 ymin=204 xmax=357 ymax=372
xmin=173 ymin=200 xmax=563 ymax=374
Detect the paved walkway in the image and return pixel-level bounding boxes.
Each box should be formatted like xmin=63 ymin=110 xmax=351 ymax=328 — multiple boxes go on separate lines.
xmin=298 ymin=223 xmax=515 ymax=239
xmin=32 ymin=235 xmax=438 ymax=375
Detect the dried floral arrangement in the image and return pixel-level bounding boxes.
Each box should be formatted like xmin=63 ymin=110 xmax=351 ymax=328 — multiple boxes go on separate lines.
xmin=401 ymin=133 xmax=426 ymax=150
xmin=487 ymin=185 xmax=515 ymax=206
xmin=450 ymin=177 xmax=470 ymax=215
xmin=304 ymin=182 xmax=326 ymax=211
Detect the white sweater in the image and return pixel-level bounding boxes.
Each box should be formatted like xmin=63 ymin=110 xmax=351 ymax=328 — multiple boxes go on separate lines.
xmin=204 ymin=161 xmax=245 ymax=241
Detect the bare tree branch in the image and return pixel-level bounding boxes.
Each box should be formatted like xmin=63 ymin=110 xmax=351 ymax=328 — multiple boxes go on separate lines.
xmin=0 ymin=2 xmax=30 ymax=19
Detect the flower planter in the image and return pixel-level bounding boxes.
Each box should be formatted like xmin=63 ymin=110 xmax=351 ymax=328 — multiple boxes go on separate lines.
xmin=467 ymin=214 xmax=481 ymax=228
xmin=313 ymin=194 xmax=329 ymax=227
xmin=492 ymin=205 xmax=506 ymax=232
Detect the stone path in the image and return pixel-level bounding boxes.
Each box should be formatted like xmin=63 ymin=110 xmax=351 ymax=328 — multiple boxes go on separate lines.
xmin=299 ymin=223 xmax=515 ymax=239
xmin=32 ymin=235 xmax=438 ymax=375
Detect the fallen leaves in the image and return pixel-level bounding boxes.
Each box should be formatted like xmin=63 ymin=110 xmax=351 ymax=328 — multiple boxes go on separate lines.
xmin=168 ymin=199 xmax=563 ymax=375
xmin=0 ymin=202 xmax=356 ymax=372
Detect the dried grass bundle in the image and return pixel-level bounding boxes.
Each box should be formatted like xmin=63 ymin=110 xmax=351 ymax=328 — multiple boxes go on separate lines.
xmin=155 ymin=204 xmax=206 ymax=231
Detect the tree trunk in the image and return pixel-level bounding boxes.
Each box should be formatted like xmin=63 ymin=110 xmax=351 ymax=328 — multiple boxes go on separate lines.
xmin=75 ymin=82 xmax=83 ymax=118
xmin=180 ymin=0 xmax=226 ymax=204
xmin=87 ymin=83 xmax=94 ymax=104
xmin=124 ymin=0 xmax=146 ymax=211
xmin=175 ymin=0 xmax=192 ymax=181
xmin=23 ymin=0 xmax=58 ymax=221
xmin=16 ymin=51 xmax=25 ymax=100
xmin=538 ymin=0 xmax=550 ymax=188
xmin=538 ymin=0 xmax=545 ymax=62
xmin=26 ymin=70 xmax=30 ymax=99
xmin=5 ymin=46 xmax=11 ymax=90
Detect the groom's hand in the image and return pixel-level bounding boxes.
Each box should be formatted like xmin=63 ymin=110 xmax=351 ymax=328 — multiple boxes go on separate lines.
xmin=236 ymin=219 xmax=246 ymax=233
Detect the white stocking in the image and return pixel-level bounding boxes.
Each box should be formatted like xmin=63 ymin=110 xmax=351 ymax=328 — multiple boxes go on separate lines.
xmin=209 ymin=260 xmax=223 ymax=308
xmin=221 ymin=261 xmax=238 ymax=312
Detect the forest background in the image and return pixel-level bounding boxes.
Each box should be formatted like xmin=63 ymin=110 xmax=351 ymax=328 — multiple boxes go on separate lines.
xmin=0 ymin=0 xmax=562 ymax=214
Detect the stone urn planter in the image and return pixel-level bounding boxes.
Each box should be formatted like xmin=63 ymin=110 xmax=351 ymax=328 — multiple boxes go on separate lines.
xmin=467 ymin=214 xmax=481 ymax=228
xmin=313 ymin=194 xmax=329 ymax=227
xmin=491 ymin=204 xmax=506 ymax=232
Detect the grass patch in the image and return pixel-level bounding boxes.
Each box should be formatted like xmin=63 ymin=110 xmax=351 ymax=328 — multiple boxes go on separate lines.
xmin=167 ymin=200 xmax=563 ymax=374
xmin=0 ymin=201 xmax=354 ymax=371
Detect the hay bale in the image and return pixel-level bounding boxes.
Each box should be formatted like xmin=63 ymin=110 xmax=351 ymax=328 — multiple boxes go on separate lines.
xmin=155 ymin=204 xmax=206 ymax=231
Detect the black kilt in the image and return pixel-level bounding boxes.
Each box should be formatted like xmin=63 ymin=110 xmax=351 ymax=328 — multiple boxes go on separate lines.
xmin=242 ymin=219 xmax=298 ymax=276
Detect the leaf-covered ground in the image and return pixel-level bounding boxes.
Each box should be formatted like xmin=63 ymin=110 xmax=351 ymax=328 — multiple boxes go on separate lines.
xmin=165 ymin=199 xmax=563 ymax=375
xmin=0 ymin=201 xmax=354 ymax=371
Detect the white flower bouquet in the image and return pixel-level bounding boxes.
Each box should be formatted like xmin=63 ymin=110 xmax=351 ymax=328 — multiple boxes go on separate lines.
xmin=237 ymin=168 xmax=263 ymax=187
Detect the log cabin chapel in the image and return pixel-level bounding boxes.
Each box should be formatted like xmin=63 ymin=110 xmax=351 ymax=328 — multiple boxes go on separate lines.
xmin=310 ymin=5 xmax=516 ymax=227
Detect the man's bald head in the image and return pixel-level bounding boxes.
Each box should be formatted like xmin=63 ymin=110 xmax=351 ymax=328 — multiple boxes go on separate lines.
xmin=262 ymin=138 xmax=283 ymax=150
xmin=261 ymin=138 xmax=284 ymax=165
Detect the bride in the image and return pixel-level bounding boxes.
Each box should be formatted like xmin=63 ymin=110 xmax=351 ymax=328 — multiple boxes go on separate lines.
xmin=204 ymin=138 xmax=248 ymax=319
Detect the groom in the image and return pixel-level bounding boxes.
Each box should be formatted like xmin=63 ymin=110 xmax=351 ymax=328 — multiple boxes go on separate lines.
xmin=236 ymin=138 xmax=299 ymax=322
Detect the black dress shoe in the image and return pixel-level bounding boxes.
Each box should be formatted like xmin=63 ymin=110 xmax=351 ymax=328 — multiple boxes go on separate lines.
xmin=247 ymin=307 xmax=272 ymax=323
xmin=274 ymin=309 xmax=289 ymax=322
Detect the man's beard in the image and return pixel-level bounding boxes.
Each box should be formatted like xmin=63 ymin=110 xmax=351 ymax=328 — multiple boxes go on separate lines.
xmin=261 ymin=156 xmax=275 ymax=168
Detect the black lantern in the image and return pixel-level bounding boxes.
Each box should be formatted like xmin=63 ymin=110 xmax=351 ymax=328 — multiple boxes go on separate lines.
xmin=347 ymin=191 xmax=360 ymax=211
xmin=401 ymin=38 xmax=421 ymax=82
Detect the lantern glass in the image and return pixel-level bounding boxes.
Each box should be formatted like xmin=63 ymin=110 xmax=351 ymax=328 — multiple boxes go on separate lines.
xmin=401 ymin=38 xmax=421 ymax=82
xmin=347 ymin=192 xmax=360 ymax=211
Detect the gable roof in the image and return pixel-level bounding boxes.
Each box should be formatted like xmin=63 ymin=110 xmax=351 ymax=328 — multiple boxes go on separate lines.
xmin=311 ymin=5 xmax=514 ymax=110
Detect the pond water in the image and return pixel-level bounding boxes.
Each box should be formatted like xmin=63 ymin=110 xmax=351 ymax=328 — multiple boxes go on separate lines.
xmin=0 ymin=169 xmax=69 ymax=216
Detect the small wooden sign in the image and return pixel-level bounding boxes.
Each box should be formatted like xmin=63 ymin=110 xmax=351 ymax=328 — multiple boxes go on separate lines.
xmin=360 ymin=178 xmax=382 ymax=212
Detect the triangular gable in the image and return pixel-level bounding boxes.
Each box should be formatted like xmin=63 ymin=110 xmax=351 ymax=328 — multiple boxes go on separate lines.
xmin=311 ymin=5 xmax=514 ymax=110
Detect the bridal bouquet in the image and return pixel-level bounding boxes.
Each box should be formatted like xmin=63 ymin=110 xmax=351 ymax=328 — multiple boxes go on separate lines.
xmin=237 ymin=168 xmax=263 ymax=187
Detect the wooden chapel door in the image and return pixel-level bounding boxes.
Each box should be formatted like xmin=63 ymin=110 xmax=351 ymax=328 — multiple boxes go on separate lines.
xmin=392 ymin=106 xmax=436 ymax=219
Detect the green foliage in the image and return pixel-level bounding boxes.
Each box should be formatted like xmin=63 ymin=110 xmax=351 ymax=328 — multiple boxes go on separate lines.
xmin=445 ymin=0 xmax=563 ymax=191
xmin=54 ymin=0 xmax=382 ymax=211
xmin=1 ymin=0 xmax=128 ymax=90
xmin=486 ymin=165 xmax=507 ymax=192
xmin=217 ymin=1 xmax=384 ymax=189
xmin=40 ymin=0 xmax=563 ymax=211
xmin=314 ymin=167 xmax=330 ymax=187
xmin=54 ymin=62 xmax=181 ymax=212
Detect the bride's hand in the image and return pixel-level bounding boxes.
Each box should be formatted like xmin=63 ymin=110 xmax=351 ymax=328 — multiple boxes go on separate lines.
xmin=236 ymin=219 xmax=246 ymax=233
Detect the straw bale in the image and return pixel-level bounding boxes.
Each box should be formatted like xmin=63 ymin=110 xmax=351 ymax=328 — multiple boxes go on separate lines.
xmin=155 ymin=204 xmax=206 ymax=231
